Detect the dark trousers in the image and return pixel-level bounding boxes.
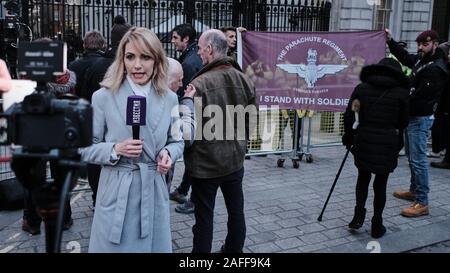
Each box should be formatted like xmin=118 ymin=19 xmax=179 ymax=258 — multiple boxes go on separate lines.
xmin=191 ymin=167 xmax=246 ymax=253
xmin=87 ymin=164 xmax=101 ymax=206
xmin=166 ymin=164 xmax=175 ymax=194
xmin=355 ymin=168 xmax=389 ymax=220
xmin=431 ymin=114 xmax=448 ymax=153
xmin=22 ymin=160 xmax=73 ymax=227
xmin=24 ymin=189 xmax=72 ymax=227
xmin=443 ymin=115 xmax=450 ymax=162
xmin=177 ymin=170 xmax=192 ymax=196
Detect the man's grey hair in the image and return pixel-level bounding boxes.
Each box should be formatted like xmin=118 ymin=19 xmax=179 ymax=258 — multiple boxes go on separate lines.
xmin=167 ymin=57 xmax=182 ymax=80
xmin=202 ymin=29 xmax=228 ymax=58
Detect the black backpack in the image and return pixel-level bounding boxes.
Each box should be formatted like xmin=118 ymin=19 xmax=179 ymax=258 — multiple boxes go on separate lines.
xmin=0 ymin=178 xmax=25 ymax=210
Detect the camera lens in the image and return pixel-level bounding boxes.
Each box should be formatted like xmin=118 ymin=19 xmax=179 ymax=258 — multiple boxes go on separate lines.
xmin=64 ymin=127 xmax=78 ymax=142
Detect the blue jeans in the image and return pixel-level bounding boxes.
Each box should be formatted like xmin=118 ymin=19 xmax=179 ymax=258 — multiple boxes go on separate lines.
xmin=405 ymin=116 xmax=434 ymax=205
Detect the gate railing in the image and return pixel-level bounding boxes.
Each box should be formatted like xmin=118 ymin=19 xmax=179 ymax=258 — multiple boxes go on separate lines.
xmin=1 ymin=0 xmax=331 ymax=60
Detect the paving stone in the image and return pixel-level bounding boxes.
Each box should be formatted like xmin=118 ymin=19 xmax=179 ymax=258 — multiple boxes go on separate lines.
xmin=253 ymin=222 xmax=283 ymax=232
xmin=298 ymin=222 xmax=327 ymax=234
xmin=277 ymin=218 xmax=305 ymax=228
xmin=299 ymin=232 xmax=330 ymax=245
xmin=273 ymin=227 xmax=302 ymax=239
xmin=2 ymin=146 xmax=450 ymax=253
xmin=258 ymin=206 xmax=284 ymax=215
xmin=254 ymin=214 xmax=282 ymax=224
xmin=274 ymin=237 xmax=306 ymax=250
xmin=248 ymin=231 xmax=278 ymax=244
xmin=247 ymin=242 xmax=282 ymax=253
xmin=276 ymin=210 xmax=303 ymax=219
xmin=297 ymin=243 xmax=328 ymax=253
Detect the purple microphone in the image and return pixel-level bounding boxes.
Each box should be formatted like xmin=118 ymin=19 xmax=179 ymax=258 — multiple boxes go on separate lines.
xmin=126 ymin=96 xmax=146 ymax=139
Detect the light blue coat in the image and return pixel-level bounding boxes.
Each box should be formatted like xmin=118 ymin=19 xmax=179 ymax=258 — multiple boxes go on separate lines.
xmin=81 ymin=80 xmax=184 ymax=252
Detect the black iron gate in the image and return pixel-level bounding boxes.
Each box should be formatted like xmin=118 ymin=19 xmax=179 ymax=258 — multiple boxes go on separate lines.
xmin=1 ymin=0 xmax=331 ymax=58
xmin=0 ymin=0 xmax=331 ymax=182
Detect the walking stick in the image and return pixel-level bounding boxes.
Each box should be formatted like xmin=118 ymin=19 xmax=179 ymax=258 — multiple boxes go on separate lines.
xmin=317 ymin=99 xmax=360 ymax=222
xmin=317 ymin=148 xmax=350 ymax=222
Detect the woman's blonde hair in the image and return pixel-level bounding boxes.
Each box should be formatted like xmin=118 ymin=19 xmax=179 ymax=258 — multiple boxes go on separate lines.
xmin=101 ymin=27 xmax=168 ymax=95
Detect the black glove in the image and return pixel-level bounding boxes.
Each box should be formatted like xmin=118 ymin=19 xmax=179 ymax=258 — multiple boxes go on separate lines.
xmin=342 ymin=132 xmax=353 ymax=150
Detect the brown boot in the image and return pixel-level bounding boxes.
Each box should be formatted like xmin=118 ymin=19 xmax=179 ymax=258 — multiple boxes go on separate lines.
xmin=393 ymin=190 xmax=415 ymax=201
xmin=430 ymin=161 xmax=450 ymax=169
xmin=401 ymin=202 xmax=429 ymax=217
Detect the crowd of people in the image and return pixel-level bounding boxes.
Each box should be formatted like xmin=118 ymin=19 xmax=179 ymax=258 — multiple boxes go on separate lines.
xmin=1 ymin=16 xmax=256 ymax=253
xmin=1 ymin=16 xmax=449 ymax=252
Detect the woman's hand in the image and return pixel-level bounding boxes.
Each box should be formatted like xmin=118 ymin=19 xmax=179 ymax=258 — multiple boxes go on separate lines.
xmin=114 ymin=138 xmax=143 ymax=158
xmin=157 ymin=149 xmax=172 ymax=174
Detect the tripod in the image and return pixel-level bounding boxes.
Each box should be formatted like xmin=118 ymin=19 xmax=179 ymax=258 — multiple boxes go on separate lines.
xmin=11 ymin=148 xmax=85 ymax=253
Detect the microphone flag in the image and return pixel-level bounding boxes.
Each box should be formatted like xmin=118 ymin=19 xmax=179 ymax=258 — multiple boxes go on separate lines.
xmin=126 ymin=95 xmax=146 ymax=139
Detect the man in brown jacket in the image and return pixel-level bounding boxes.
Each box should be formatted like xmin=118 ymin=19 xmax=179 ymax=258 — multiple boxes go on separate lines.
xmin=185 ymin=29 xmax=257 ymax=253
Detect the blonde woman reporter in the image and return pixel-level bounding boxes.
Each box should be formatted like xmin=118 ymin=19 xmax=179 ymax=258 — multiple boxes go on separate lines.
xmin=81 ymin=27 xmax=184 ymax=252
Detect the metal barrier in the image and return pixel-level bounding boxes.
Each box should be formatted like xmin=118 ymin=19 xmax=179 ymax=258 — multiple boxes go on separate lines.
xmin=246 ymin=109 xmax=299 ymax=166
xmin=297 ymin=111 xmax=344 ymax=161
xmin=245 ymin=110 xmax=344 ymax=168
xmin=0 ymin=146 xmax=14 ymax=181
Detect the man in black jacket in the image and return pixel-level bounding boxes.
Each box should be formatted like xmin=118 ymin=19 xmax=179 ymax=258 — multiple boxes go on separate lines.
xmin=170 ymin=24 xmax=203 ymax=98
xmin=68 ymin=31 xmax=106 ymax=98
xmin=431 ymin=42 xmax=450 ymax=169
xmin=386 ymin=29 xmax=448 ymax=217
xmin=82 ymin=15 xmax=132 ymax=103
xmin=169 ymin=24 xmax=203 ymax=213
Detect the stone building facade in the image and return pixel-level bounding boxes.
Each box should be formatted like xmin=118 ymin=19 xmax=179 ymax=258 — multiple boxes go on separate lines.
xmin=329 ymin=0 xmax=449 ymax=52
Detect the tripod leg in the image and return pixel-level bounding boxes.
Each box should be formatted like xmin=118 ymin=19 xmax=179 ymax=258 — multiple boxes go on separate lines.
xmin=53 ymin=169 xmax=74 ymax=252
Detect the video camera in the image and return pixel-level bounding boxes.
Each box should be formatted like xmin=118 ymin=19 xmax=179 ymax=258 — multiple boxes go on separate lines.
xmin=1 ymin=0 xmax=20 ymax=31
xmin=1 ymin=41 xmax=92 ymax=151
xmin=0 ymin=0 xmax=32 ymax=77
xmin=0 ymin=15 xmax=20 ymax=75
xmin=0 ymin=40 xmax=92 ymax=253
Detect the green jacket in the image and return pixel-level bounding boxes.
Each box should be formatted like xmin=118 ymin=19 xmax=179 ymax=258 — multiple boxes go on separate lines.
xmin=184 ymin=57 xmax=258 ymax=178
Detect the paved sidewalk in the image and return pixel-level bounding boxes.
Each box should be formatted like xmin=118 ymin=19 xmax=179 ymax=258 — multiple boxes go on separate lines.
xmin=1 ymin=146 xmax=450 ymax=253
